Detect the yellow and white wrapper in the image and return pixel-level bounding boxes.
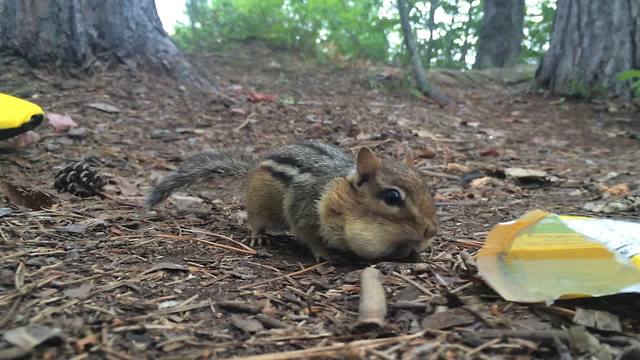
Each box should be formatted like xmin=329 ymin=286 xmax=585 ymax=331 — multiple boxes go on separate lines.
xmin=477 ymin=210 xmax=640 ymax=303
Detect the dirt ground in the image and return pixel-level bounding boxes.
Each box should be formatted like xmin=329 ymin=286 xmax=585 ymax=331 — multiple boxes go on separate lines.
xmin=1 ymin=43 xmax=640 ymax=359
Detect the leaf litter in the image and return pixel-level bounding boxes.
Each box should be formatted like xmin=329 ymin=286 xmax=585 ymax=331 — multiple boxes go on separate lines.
xmin=0 ymin=43 xmax=639 ymax=359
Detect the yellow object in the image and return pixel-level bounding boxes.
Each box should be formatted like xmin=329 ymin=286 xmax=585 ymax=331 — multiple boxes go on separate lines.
xmin=477 ymin=210 xmax=640 ymax=303
xmin=0 ymin=93 xmax=45 ymax=140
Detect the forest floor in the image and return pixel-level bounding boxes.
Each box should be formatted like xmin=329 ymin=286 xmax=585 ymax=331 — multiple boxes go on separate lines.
xmin=1 ymin=43 xmax=640 ymax=359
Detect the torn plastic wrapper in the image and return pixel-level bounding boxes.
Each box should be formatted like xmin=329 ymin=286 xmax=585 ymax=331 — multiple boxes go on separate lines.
xmin=477 ymin=209 xmax=640 ymax=303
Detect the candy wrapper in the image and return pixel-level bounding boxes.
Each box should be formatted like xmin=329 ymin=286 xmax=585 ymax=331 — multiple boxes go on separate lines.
xmin=477 ymin=209 xmax=640 ymax=303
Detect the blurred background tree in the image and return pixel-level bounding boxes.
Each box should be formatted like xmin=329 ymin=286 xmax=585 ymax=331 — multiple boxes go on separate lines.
xmin=173 ymin=0 xmax=556 ymax=69
xmin=0 ymin=0 xmax=214 ymax=92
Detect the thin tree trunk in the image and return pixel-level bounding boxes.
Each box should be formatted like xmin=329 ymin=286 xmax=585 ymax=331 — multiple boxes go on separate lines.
xmin=0 ymin=0 xmax=214 ymax=92
xmin=444 ymin=0 xmax=460 ymax=65
xmin=425 ymin=0 xmax=440 ymax=69
xmin=474 ymin=0 xmax=525 ymax=69
xmin=536 ymin=0 xmax=640 ymax=98
xmin=397 ymin=0 xmax=448 ymax=103
xmin=459 ymin=0 xmax=476 ymax=66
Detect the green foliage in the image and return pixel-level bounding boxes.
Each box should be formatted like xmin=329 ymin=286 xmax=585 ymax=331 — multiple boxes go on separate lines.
xmin=173 ymin=0 xmax=555 ymax=69
xmin=174 ymin=0 xmax=390 ymax=61
xmin=521 ymin=0 xmax=555 ymax=63
xmin=618 ymin=69 xmax=640 ymax=97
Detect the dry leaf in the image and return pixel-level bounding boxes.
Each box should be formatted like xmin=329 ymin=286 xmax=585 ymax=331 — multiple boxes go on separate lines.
xmin=470 ymin=176 xmax=496 ymax=189
xmin=46 ymin=113 xmax=78 ymax=132
xmin=505 ymin=168 xmax=547 ymax=179
xmin=247 ymin=92 xmax=276 ymax=102
xmin=416 ymin=148 xmax=437 ymax=159
xmin=5 ymin=131 xmax=41 ymax=148
xmin=480 ymin=148 xmax=499 ymax=156
xmin=64 ymin=282 xmax=94 ymax=299
xmin=88 ymin=102 xmax=120 ymax=113
xmin=573 ymin=308 xmax=621 ymax=332
xmin=603 ymin=183 xmax=629 ymax=197
xmin=413 ymin=129 xmax=438 ymax=140
xmin=74 ymin=333 xmax=97 ymax=352
xmin=446 ymin=163 xmax=471 ymax=174
xmin=112 ymin=176 xmax=138 ymax=196
xmin=4 ymin=326 xmax=63 ymax=350
xmin=230 ymin=314 xmax=263 ymax=333
xmin=6 ymin=155 xmax=32 ymax=169
xmin=0 ymin=207 xmax=13 ymax=217
xmin=0 ymin=181 xmax=57 ymax=210
xmin=142 ymin=262 xmax=189 ymax=275
xmin=505 ymin=167 xmax=559 ymax=183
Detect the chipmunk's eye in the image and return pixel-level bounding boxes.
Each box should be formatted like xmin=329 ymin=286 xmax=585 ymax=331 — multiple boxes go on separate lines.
xmin=382 ymin=188 xmax=403 ymax=206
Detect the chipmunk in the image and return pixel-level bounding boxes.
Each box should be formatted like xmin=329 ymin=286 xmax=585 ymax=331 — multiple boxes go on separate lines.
xmin=146 ymin=141 xmax=438 ymax=262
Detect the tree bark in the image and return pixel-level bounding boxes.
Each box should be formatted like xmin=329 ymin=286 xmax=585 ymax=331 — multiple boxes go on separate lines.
xmin=0 ymin=0 xmax=214 ymax=92
xmin=474 ymin=0 xmax=525 ymax=69
xmin=536 ymin=0 xmax=640 ymax=98
xmin=397 ymin=0 xmax=448 ymax=103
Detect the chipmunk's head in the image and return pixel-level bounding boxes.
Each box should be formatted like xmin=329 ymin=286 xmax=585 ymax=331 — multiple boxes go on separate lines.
xmin=320 ymin=147 xmax=438 ymax=261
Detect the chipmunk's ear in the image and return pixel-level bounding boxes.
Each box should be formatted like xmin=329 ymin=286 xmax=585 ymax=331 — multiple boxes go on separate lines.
xmin=355 ymin=147 xmax=381 ymax=185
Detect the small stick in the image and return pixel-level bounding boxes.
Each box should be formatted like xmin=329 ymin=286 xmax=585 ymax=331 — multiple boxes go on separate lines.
xmin=237 ymin=262 xmax=328 ymax=290
xmin=466 ymin=338 xmax=501 ymax=357
xmin=354 ymin=267 xmax=387 ymax=329
xmin=392 ymin=271 xmax=434 ymax=296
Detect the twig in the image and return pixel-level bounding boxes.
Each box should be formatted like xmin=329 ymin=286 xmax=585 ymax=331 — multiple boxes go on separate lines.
xmin=354 ymin=267 xmax=387 ymax=329
xmin=141 ymin=234 xmax=256 ymax=255
xmin=233 ymin=113 xmax=255 ymax=132
xmin=0 ymin=296 xmax=21 ymax=328
xmin=464 ymin=329 xmax=570 ymax=342
xmin=466 ymin=338 xmax=501 ymax=357
xmin=217 ymin=301 xmax=262 ymax=314
xmin=237 ymin=262 xmax=328 ymax=290
xmin=222 ymin=331 xmax=426 ymax=360
xmin=181 ymin=228 xmax=254 ymax=253
xmin=392 ymin=271 xmax=434 ymax=296
xmin=419 ymin=169 xmax=459 ymax=180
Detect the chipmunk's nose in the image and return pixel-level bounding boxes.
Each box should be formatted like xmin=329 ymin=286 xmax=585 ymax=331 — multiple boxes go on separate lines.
xmin=423 ymin=223 xmax=438 ymax=240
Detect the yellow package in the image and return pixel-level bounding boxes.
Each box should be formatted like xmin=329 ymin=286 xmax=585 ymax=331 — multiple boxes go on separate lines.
xmin=0 ymin=93 xmax=45 ymax=140
xmin=477 ymin=209 xmax=640 ymax=303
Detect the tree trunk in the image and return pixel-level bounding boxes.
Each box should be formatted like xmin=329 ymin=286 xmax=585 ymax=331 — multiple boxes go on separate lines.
xmin=459 ymin=0 xmax=477 ymax=67
xmin=397 ymin=0 xmax=448 ymax=104
xmin=444 ymin=0 xmax=460 ymax=65
xmin=474 ymin=0 xmax=525 ymax=69
xmin=424 ymin=0 xmax=439 ymax=69
xmin=536 ymin=0 xmax=640 ymax=98
xmin=0 ymin=0 xmax=214 ymax=92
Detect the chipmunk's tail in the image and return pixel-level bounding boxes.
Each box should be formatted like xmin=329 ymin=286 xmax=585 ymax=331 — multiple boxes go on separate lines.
xmin=146 ymin=151 xmax=256 ymax=208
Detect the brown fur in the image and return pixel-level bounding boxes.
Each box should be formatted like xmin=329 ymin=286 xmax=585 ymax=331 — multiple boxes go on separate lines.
xmin=245 ymin=167 xmax=288 ymax=237
xmin=316 ymin=150 xmax=438 ymax=260
xmin=148 ymin=142 xmax=438 ymax=262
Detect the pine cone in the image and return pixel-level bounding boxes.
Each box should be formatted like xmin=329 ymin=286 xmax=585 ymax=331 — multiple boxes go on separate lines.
xmin=53 ymin=162 xmax=105 ymax=197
